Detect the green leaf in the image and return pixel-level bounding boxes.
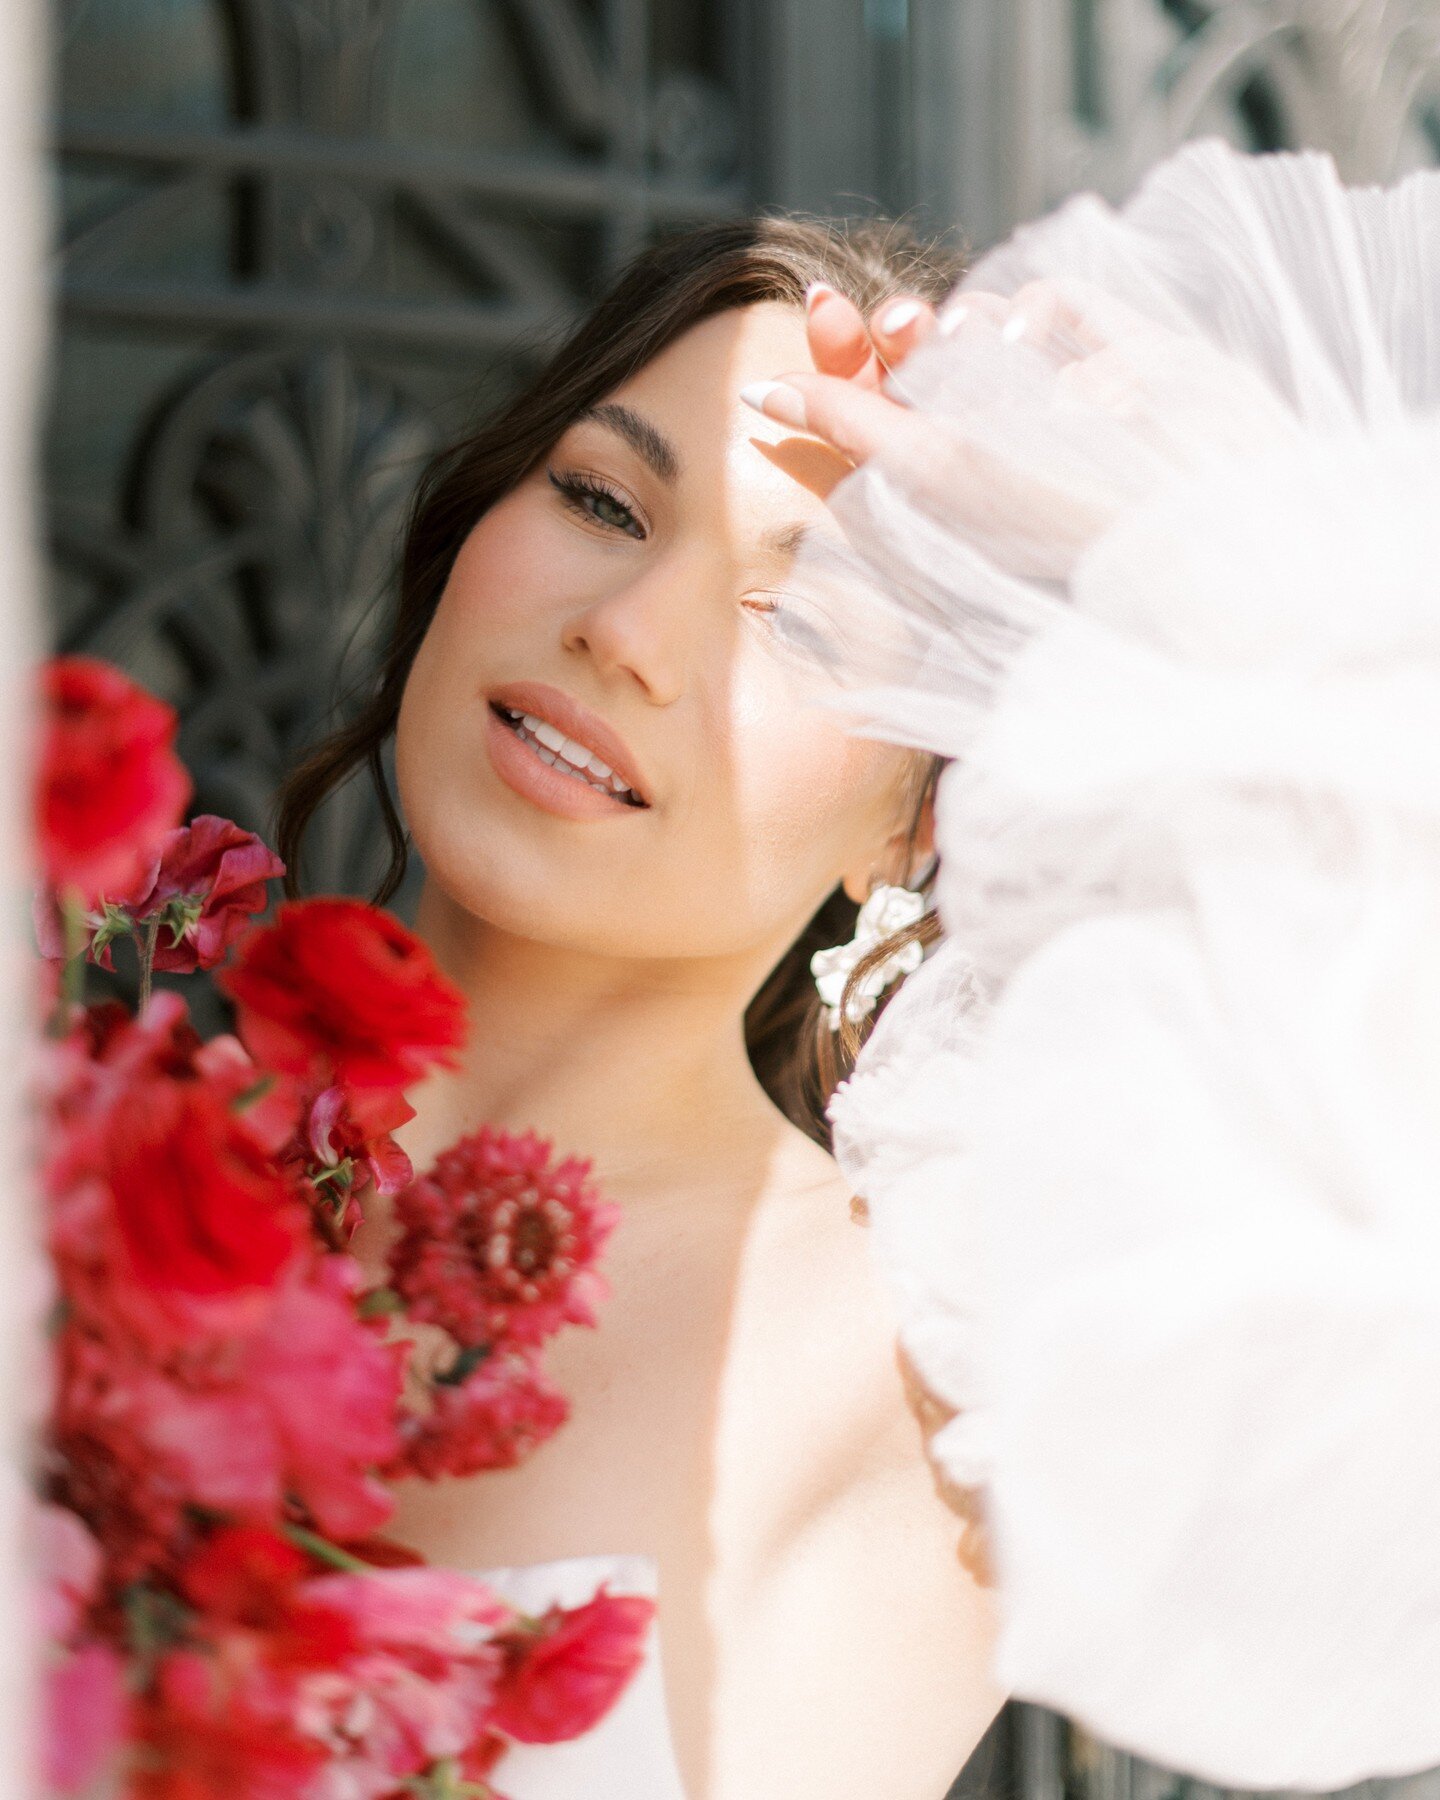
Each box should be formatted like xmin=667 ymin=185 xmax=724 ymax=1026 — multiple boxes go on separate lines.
xmin=122 ymin=1582 xmax=193 ymax=1675
xmin=435 ymin=1342 xmax=491 ymax=1387
xmin=358 ymin=1285 xmax=404 ymax=1319
xmin=89 ymin=902 xmax=137 ymax=957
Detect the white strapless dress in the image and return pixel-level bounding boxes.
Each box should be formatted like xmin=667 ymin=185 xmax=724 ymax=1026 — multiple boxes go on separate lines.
xmin=480 ymin=1554 xmax=688 ymax=1800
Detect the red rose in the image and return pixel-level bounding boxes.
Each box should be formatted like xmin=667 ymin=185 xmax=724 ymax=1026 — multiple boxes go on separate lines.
xmin=389 ymin=1129 xmax=618 ymax=1350
xmin=220 ymin=898 xmax=466 ymax=1100
xmin=491 ymin=1590 xmax=655 ymax=1743
xmin=37 ymin=657 xmax=190 ymax=904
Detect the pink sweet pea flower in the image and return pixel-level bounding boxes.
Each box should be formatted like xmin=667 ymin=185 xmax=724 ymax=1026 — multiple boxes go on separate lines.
xmin=142 ymin=815 xmax=286 ymax=973
xmin=491 ymin=1589 xmax=654 ymax=1743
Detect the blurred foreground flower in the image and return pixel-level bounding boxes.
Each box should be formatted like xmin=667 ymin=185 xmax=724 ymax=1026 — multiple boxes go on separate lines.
xmin=32 ymin=655 xmax=649 ymax=1796
xmin=36 ymin=656 xmax=190 ymax=907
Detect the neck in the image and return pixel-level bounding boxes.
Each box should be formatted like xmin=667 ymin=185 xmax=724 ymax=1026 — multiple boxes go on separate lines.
xmin=400 ymin=881 xmax=787 ymax=1198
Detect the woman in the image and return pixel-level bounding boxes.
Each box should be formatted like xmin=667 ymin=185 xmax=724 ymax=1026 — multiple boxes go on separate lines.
xmin=277 ymin=219 xmax=1001 ymax=1799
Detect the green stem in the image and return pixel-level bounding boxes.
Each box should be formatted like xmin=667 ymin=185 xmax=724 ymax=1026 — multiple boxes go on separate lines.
xmin=138 ymin=915 xmax=160 ymax=1013
xmin=56 ymin=890 xmax=88 ymax=1027
xmin=280 ymin=1521 xmax=372 ymax=1573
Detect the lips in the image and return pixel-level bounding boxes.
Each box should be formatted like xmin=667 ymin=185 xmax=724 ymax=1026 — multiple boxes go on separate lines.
xmin=486 ymin=680 xmax=651 ymax=813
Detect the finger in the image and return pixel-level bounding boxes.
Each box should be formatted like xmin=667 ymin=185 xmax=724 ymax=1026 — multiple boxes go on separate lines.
xmin=869 ymin=294 xmax=937 ymax=376
xmin=740 ymin=369 xmax=927 ymax=470
xmin=805 ymin=283 xmax=877 ymax=382
xmin=1003 ymin=276 xmax=1159 ymax=362
xmin=936 ymin=289 xmax=1011 ymax=337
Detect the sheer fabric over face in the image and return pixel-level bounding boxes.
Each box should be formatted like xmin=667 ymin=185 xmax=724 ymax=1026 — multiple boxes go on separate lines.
xmin=790 ymin=141 xmax=1440 ymax=1789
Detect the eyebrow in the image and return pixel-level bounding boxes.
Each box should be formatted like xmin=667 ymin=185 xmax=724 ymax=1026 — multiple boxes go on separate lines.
xmin=577 ymin=402 xmax=681 ymax=485
xmin=762 ymin=521 xmax=812 ymax=562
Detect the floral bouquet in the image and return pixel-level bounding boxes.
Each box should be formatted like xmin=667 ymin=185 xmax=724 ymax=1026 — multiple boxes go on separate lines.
xmin=32 ymin=656 xmax=651 ymax=1798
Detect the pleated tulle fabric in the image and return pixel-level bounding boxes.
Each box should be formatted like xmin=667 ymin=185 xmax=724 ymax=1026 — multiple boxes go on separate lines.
xmin=796 ymin=140 xmax=1440 ymax=1787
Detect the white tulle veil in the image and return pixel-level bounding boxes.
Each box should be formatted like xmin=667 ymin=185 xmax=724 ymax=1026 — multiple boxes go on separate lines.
xmin=787 ymin=140 xmax=1440 ymax=1788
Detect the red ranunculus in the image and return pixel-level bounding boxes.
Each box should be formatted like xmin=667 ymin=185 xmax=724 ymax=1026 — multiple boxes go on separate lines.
xmin=178 ymin=1527 xmax=362 ymax=1668
xmin=491 ymin=1590 xmax=655 ymax=1744
xmin=387 ymin=1349 xmax=570 ymax=1481
xmin=101 ymin=1077 xmax=303 ymax=1309
xmin=44 ymin=996 xmax=304 ymax=1352
xmin=37 ymin=656 xmax=190 ymax=905
xmin=220 ymin=898 xmax=466 ymax=1101
xmin=389 ymin=1129 xmax=618 ymax=1350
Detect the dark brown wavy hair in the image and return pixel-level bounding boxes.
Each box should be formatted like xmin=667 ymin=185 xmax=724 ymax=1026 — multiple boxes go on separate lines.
xmin=275 ymin=215 xmax=963 ymax=1144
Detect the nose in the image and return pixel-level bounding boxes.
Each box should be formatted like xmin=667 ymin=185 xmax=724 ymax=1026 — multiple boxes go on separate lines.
xmin=559 ymin=552 xmax=701 ymax=706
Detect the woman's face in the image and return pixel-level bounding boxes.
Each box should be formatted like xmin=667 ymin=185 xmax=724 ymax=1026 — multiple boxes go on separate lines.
xmin=396 ymin=301 xmax=910 ymax=967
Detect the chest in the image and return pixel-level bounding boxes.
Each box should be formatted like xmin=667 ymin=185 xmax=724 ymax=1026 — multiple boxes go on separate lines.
xmin=382 ymin=1184 xmax=878 ymax=1573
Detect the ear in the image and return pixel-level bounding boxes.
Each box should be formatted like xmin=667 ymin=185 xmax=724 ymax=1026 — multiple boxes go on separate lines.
xmin=840 ymin=788 xmax=937 ymax=904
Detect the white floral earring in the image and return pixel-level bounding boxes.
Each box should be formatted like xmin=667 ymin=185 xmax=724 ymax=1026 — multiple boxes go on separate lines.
xmin=811 ymin=884 xmax=926 ymax=1031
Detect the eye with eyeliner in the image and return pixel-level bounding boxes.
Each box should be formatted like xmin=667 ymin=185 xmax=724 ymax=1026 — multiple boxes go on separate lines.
xmin=547 ymin=468 xmax=646 ymax=540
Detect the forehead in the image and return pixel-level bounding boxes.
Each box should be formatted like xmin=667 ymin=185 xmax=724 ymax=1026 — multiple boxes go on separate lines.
xmin=601 ymin=302 xmax=853 ymax=518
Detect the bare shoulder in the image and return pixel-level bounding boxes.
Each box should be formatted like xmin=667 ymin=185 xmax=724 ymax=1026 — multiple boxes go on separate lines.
xmin=756 ymin=1118 xmax=898 ymax=1359
xmin=714 ymin=1117 xmax=1003 ymax=1799
xmin=737 ymin=1115 xmax=937 ymax=1508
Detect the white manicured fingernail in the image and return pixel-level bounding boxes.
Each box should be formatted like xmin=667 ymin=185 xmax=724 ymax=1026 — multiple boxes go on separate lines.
xmin=938 ymin=302 xmax=969 ymax=337
xmin=879 ymin=298 xmax=923 ymax=334
xmin=1002 ymin=311 xmax=1028 ymax=343
xmin=805 ymin=281 xmax=837 ymax=312
xmin=739 ymin=380 xmax=808 ymax=429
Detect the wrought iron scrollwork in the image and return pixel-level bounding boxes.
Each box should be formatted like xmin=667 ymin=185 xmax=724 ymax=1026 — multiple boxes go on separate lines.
xmin=50 ymin=0 xmax=743 ymax=896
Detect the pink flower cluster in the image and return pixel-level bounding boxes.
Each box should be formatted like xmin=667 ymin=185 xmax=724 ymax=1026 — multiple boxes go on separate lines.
xmin=33 ymin=658 xmax=650 ymax=1799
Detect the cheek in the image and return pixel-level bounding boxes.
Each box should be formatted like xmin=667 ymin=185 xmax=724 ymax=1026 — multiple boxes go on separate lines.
xmin=396 ymin=501 xmax=570 ymax=789
xmin=717 ymin=672 xmax=896 ymax=879
xmin=423 ymin=500 xmax=569 ymax=657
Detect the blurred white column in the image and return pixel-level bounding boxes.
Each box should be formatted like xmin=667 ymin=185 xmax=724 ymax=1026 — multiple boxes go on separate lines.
xmin=0 ymin=0 xmax=46 ymax=1794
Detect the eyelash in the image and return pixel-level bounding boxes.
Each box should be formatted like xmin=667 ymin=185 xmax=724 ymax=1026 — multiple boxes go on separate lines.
xmin=548 ymin=469 xmax=646 ymax=540
xmin=547 ymin=467 xmax=784 ymax=627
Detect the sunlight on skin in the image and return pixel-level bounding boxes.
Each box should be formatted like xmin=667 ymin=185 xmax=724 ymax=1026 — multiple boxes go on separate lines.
xmin=361 ymin=300 xmax=1002 ymax=1800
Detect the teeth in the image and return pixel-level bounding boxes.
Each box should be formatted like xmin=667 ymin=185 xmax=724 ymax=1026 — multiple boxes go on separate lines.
xmin=529 ymin=718 xmax=566 ymax=754
xmin=503 ymin=705 xmax=641 ymax=804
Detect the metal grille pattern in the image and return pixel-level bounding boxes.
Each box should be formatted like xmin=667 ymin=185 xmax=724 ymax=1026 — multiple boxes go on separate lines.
xmin=51 ymin=0 xmax=742 ymax=895
xmin=970 ymin=0 xmax=1440 ymax=240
